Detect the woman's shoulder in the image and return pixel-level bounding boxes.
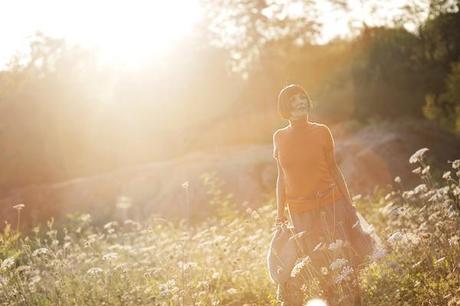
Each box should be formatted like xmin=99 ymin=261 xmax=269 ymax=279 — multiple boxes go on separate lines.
xmin=273 ymin=125 xmax=290 ymax=139
xmin=310 ymin=122 xmax=332 ymax=135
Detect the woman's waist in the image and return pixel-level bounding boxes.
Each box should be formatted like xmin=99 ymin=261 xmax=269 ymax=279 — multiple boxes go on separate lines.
xmin=286 ymin=183 xmax=340 ymax=201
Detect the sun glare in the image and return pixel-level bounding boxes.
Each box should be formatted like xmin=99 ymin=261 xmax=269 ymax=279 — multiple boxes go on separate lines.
xmin=305 ymin=298 xmax=328 ymax=306
xmin=0 ymin=0 xmax=202 ymax=69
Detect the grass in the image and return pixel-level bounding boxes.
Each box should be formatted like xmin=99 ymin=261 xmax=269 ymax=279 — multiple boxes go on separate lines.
xmin=0 ymin=148 xmax=459 ymax=305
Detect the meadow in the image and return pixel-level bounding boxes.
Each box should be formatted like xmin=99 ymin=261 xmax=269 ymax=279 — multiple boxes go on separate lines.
xmin=1 ymin=148 xmax=459 ymax=305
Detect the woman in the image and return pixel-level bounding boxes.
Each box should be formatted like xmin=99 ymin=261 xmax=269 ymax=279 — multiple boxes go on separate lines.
xmin=272 ymin=84 xmax=377 ymax=305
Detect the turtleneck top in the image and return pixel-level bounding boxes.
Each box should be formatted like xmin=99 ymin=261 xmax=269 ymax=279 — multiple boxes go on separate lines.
xmin=273 ymin=121 xmax=343 ymax=213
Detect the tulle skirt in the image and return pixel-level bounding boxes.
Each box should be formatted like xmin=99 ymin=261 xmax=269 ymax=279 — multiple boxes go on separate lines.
xmin=275 ymin=196 xmax=385 ymax=304
xmin=289 ymin=196 xmax=383 ymax=272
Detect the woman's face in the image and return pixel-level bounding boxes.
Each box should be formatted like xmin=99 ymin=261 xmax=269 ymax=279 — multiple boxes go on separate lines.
xmin=288 ymin=93 xmax=309 ymax=120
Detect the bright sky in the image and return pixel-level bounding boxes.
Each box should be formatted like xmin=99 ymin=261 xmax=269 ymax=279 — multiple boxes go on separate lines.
xmin=0 ymin=0 xmax=426 ymax=70
xmin=0 ymin=0 xmax=203 ymax=70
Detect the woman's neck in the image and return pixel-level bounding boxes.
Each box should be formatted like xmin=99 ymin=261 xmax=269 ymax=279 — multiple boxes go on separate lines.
xmin=289 ymin=117 xmax=310 ymax=128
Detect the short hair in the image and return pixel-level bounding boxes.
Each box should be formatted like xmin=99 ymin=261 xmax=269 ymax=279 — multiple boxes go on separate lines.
xmin=277 ymin=84 xmax=313 ymax=119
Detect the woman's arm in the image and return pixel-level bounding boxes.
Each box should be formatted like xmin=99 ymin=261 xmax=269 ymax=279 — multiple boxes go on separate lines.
xmin=273 ymin=131 xmax=287 ymax=223
xmin=323 ymin=126 xmax=357 ymax=215
xmin=275 ymin=160 xmax=287 ymax=222
xmin=326 ymin=150 xmax=354 ymax=207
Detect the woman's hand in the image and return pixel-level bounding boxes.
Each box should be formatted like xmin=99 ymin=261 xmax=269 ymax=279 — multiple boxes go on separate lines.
xmin=275 ymin=214 xmax=288 ymax=227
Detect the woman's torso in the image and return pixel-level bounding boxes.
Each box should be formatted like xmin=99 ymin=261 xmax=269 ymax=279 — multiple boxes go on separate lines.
xmin=274 ymin=122 xmax=343 ymax=212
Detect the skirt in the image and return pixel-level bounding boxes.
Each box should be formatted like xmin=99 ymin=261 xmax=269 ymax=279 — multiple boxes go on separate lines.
xmin=276 ymin=196 xmax=385 ymax=304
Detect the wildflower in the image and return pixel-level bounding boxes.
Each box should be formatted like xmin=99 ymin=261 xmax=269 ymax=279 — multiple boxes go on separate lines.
xmin=428 ymin=191 xmax=443 ymax=202
xmin=86 ymin=267 xmax=103 ymax=275
xmin=102 ymin=252 xmax=118 ymax=261
xmin=1 ymin=257 xmax=15 ymax=270
xmin=409 ymin=148 xmax=429 ymax=164
xmin=226 ymin=288 xmax=238 ymax=295
xmin=329 ymin=258 xmax=348 ymax=271
xmin=384 ymin=192 xmax=394 ymax=200
xmin=29 ymin=274 xmax=41 ymax=285
xmin=178 ymin=261 xmax=197 ymax=271
xmin=453 ymin=186 xmax=460 ymax=196
xmin=321 ymin=266 xmax=329 ymax=275
xmin=212 ymin=271 xmax=221 ymax=279
xmin=394 ymin=176 xmax=401 ymax=183
xmin=116 ymin=196 xmax=132 ymax=209
xmin=335 ymin=265 xmax=354 ymax=284
xmin=182 ymin=181 xmax=189 ymax=189
xmin=291 ymin=256 xmax=311 ymax=277
xmin=103 ymin=221 xmax=118 ymax=230
xmin=328 ymin=239 xmax=344 ymax=251
xmin=16 ymin=265 xmax=31 ymax=273
xmin=412 ymin=167 xmax=421 ymax=174
xmin=13 ymin=203 xmax=25 ymax=210
xmin=0 ymin=276 xmax=7 ymax=287
xmin=352 ymin=194 xmax=362 ymax=201
xmin=414 ymin=184 xmax=427 ymax=194
xmin=32 ymin=248 xmax=49 ymax=257
xmin=442 ymin=171 xmax=451 ymax=179
xmin=80 ymin=214 xmax=91 ymax=223
xmin=421 ymin=166 xmax=430 ymax=175
xmin=387 ymin=231 xmax=403 ymax=244
xmin=452 ymin=159 xmax=460 ymax=169
xmin=371 ymin=248 xmax=387 ymax=261
xmin=448 ymin=235 xmax=459 ymax=247
xmin=404 ymin=232 xmax=421 ymax=245
xmin=402 ymin=190 xmax=414 ymax=199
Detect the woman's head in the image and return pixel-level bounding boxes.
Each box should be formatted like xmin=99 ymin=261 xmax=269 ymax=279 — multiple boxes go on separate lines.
xmin=277 ymin=84 xmax=312 ymax=120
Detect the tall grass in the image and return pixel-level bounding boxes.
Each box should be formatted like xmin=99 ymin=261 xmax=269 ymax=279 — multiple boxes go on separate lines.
xmin=0 ymin=148 xmax=459 ymax=305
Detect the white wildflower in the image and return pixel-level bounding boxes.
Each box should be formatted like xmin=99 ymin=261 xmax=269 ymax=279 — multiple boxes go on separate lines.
xmin=329 ymin=258 xmax=348 ymax=271
xmin=422 ymin=166 xmax=430 ymax=175
xmin=32 ymin=247 xmax=49 ymax=257
xmin=1 ymin=257 xmax=15 ymax=270
xmin=414 ymin=184 xmax=427 ymax=194
xmin=394 ymin=176 xmax=401 ymax=183
xmin=452 ymin=159 xmax=460 ymax=169
xmin=412 ymin=167 xmax=421 ymax=174
xmin=335 ymin=265 xmax=354 ymax=284
xmin=102 ymin=252 xmax=118 ymax=261
xmin=448 ymin=235 xmax=459 ymax=247
xmin=409 ymin=148 xmax=429 ymax=164
xmin=442 ymin=171 xmax=451 ymax=179
xmin=402 ymin=190 xmax=414 ymax=199
xmin=12 ymin=203 xmax=25 ymax=210
xmin=291 ymin=256 xmax=311 ymax=277
xmin=0 ymin=276 xmax=7 ymax=287
xmin=212 ymin=271 xmax=221 ymax=279
xmin=403 ymin=232 xmax=421 ymax=245
xmin=86 ymin=267 xmax=104 ymax=275
xmin=104 ymin=221 xmax=118 ymax=230
xmin=226 ymin=288 xmax=238 ymax=295
xmin=428 ymin=191 xmax=443 ymax=202
xmin=387 ymin=231 xmax=403 ymax=244
xmin=352 ymin=194 xmax=362 ymax=201
xmin=178 ymin=261 xmax=197 ymax=271
xmin=16 ymin=265 xmax=31 ymax=273
xmin=328 ymin=239 xmax=344 ymax=251
xmin=453 ymin=186 xmax=460 ymax=196
xmin=29 ymin=274 xmax=41 ymax=285
xmin=181 ymin=181 xmax=189 ymax=189
xmin=371 ymin=248 xmax=387 ymax=261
